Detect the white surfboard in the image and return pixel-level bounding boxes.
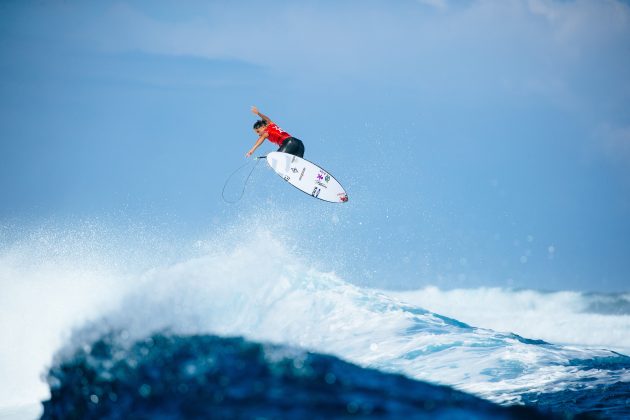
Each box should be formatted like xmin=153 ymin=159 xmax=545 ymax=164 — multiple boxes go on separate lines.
xmin=265 ymin=152 xmax=348 ymax=203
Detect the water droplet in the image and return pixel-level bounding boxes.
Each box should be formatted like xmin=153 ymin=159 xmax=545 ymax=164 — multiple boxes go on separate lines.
xmin=347 ymin=402 xmax=359 ymax=414
xmin=139 ymin=384 xmax=151 ymax=398
xmin=325 ymin=373 xmax=337 ymax=384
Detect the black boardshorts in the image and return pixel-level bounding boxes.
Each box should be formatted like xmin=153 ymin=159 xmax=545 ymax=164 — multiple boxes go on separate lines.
xmin=277 ymin=137 xmax=305 ymax=158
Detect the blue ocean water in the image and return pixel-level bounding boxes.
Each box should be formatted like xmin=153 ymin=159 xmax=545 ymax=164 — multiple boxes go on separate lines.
xmin=1 ymin=225 xmax=629 ymax=418
xmin=41 ymin=332 xmax=544 ymax=419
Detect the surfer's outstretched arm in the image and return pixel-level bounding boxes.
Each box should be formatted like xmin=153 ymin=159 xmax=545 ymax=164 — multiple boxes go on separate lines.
xmin=251 ymin=106 xmax=273 ymax=125
xmin=246 ymin=134 xmax=267 ymax=157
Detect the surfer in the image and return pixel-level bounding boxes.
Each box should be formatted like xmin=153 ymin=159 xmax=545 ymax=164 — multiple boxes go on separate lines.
xmin=246 ymin=106 xmax=305 ymax=158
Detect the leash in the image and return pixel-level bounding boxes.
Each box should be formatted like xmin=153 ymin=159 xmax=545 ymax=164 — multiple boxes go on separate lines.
xmin=221 ymin=156 xmax=266 ymax=203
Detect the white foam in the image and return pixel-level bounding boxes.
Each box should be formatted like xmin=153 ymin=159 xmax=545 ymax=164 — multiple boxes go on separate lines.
xmin=389 ymin=287 xmax=630 ymax=355
xmin=0 ymin=225 xmax=140 ymax=410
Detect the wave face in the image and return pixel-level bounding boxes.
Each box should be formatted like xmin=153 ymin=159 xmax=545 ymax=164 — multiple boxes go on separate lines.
xmin=1 ymin=224 xmax=629 ymax=418
xmin=42 ymin=332 xmax=543 ymax=419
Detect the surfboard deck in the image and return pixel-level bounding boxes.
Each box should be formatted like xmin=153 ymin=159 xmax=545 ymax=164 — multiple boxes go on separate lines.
xmin=265 ymin=152 xmax=348 ymax=203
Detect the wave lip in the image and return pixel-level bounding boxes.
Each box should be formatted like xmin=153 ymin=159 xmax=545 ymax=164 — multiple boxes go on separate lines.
xmin=42 ymin=331 xmax=545 ymax=419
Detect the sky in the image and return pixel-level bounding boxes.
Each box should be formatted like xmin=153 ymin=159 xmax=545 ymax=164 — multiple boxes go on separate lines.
xmin=1 ymin=0 xmax=629 ymax=292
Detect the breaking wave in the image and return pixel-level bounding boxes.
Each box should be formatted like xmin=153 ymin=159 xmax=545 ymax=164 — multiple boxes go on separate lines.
xmin=1 ymin=221 xmax=629 ymax=418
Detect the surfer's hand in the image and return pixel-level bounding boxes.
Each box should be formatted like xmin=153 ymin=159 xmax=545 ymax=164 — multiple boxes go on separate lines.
xmin=251 ymin=106 xmax=259 ymax=116
xmin=245 ymin=150 xmax=253 ymax=158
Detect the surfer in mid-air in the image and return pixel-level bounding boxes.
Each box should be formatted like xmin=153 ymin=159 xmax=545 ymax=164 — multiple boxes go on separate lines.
xmin=246 ymin=106 xmax=305 ymax=158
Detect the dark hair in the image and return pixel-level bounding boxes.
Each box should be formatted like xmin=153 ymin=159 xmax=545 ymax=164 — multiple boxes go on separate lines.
xmin=253 ymin=119 xmax=267 ymax=130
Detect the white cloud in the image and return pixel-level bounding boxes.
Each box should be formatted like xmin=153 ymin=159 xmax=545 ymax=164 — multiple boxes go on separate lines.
xmin=74 ymin=0 xmax=630 ymax=110
xmin=416 ymin=0 xmax=449 ymax=10
xmin=526 ymin=0 xmax=630 ymax=48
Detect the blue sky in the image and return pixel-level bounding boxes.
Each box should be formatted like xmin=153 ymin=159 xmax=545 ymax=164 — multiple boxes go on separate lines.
xmin=1 ymin=0 xmax=629 ymax=292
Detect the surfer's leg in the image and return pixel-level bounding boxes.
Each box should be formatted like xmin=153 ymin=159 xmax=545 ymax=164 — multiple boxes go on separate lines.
xmin=277 ymin=137 xmax=305 ymax=158
xmin=277 ymin=138 xmax=295 ymax=154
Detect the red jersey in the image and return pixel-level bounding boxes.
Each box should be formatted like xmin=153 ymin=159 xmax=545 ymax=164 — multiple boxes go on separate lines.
xmin=265 ymin=122 xmax=291 ymax=146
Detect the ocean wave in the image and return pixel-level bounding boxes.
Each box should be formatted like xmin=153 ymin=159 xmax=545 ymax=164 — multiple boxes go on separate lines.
xmin=1 ymin=224 xmax=629 ymax=418
xmin=42 ymin=332 xmax=544 ymax=419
